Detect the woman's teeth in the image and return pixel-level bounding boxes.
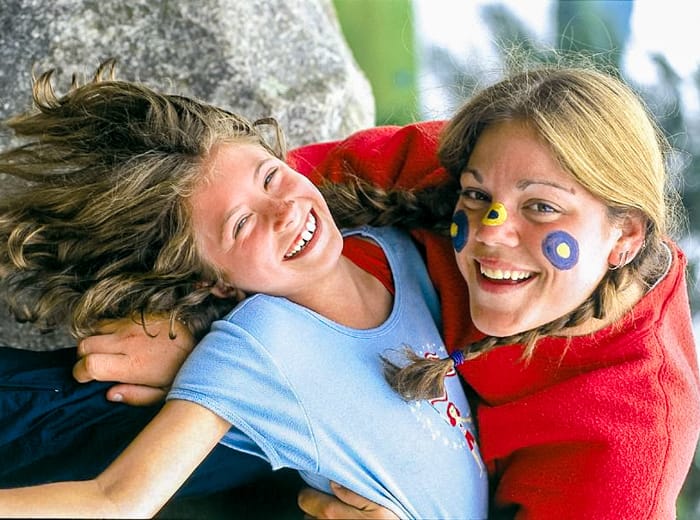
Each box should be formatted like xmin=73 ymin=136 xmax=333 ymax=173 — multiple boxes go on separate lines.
xmin=284 ymin=213 xmax=317 ymax=259
xmin=480 ymin=265 xmax=532 ymax=281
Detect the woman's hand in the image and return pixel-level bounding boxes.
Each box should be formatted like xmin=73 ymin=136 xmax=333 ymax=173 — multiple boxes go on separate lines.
xmin=73 ymin=316 xmax=196 ymax=406
xmin=298 ymin=482 xmax=398 ymax=519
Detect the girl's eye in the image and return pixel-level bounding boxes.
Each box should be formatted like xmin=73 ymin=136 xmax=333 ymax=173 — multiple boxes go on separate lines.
xmin=234 ymin=215 xmax=249 ymax=238
xmin=264 ymin=167 xmax=279 ymax=188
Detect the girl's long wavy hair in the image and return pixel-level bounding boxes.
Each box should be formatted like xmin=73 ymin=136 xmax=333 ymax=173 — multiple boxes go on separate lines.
xmin=0 ymin=59 xmax=286 ymax=340
xmin=324 ymin=65 xmax=683 ymax=401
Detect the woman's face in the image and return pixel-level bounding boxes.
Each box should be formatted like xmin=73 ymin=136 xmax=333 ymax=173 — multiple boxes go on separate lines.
xmin=190 ymin=142 xmax=343 ymax=301
xmin=452 ymin=120 xmax=625 ymax=337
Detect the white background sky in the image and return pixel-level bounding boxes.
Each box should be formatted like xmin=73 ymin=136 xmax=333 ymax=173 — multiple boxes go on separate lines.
xmin=413 ymin=0 xmax=700 ymax=116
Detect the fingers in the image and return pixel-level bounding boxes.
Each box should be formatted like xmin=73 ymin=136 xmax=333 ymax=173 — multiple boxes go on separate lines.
xmin=105 ymin=384 xmax=167 ymax=406
xmin=73 ymin=353 xmax=130 ymax=383
xmin=298 ymin=488 xmax=345 ymax=519
xmin=329 ymin=482 xmax=369 ymax=510
xmin=77 ymin=331 xmax=123 ymax=357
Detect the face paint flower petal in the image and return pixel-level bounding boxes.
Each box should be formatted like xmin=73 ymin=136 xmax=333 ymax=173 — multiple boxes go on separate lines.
xmin=481 ymin=202 xmax=507 ymax=226
xmin=542 ymin=230 xmax=579 ymax=270
xmin=451 ymin=210 xmax=468 ymax=252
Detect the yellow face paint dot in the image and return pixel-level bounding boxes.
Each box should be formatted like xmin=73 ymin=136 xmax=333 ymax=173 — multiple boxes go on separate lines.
xmin=556 ymin=242 xmax=571 ymax=259
xmin=481 ymin=202 xmax=507 ymax=226
xmin=450 ymin=222 xmax=458 ymax=238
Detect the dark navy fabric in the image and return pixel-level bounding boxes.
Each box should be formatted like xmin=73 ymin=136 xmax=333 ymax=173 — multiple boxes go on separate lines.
xmin=0 ymin=346 xmax=270 ymax=496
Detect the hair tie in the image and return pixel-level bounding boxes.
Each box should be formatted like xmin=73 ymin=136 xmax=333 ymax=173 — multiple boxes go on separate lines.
xmin=450 ymin=350 xmax=466 ymax=367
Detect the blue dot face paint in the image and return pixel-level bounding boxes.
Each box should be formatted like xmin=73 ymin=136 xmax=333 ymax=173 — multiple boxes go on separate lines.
xmin=451 ymin=210 xmax=468 ymax=252
xmin=481 ymin=202 xmax=507 ymax=226
xmin=542 ymin=231 xmax=579 ymax=270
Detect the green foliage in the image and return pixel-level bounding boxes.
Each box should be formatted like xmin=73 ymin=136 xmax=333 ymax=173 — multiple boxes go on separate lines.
xmin=333 ymin=0 xmax=419 ymax=125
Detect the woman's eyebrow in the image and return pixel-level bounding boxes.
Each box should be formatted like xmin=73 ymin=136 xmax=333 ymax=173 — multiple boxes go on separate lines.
xmin=461 ymin=168 xmax=483 ymax=183
xmin=516 ymin=179 xmax=575 ymax=194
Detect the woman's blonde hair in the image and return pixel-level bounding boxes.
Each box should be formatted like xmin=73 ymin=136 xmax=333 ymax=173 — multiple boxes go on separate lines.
xmin=0 ymin=60 xmax=286 ymax=339
xmin=383 ymin=65 xmax=683 ymax=400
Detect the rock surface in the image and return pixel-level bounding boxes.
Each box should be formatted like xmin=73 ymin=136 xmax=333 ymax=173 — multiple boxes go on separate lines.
xmin=0 ymin=0 xmax=375 ymax=349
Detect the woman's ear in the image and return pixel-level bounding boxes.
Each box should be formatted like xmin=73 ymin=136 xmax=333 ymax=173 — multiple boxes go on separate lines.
xmin=607 ymin=210 xmax=647 ymax=268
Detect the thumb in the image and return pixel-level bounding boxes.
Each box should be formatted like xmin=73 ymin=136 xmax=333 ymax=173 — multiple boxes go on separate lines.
xmin=330 ymin=481 xmax=371 ymax=509
xmin=106 ymin=384 xmax=167 ymax=406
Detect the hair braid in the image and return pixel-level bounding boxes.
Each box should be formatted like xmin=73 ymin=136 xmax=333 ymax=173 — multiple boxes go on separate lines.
xmin=319 ymin=175 xmax=458 ymax=235
xmin=383 ymin=269 xmax=630 ymax=400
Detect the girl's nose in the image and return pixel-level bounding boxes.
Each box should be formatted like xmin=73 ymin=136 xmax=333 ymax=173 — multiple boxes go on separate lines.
xmin=270 ymin=199 xmax=295 ymax=232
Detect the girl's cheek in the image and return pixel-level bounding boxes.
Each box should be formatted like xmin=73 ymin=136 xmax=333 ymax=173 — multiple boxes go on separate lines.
xmin=451 ymin=210 xmax=469 ymax=252
xmin=542 ymin=230 xmax=579 ymax=270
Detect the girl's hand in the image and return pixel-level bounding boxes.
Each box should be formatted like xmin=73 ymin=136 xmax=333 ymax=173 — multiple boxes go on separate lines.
xmin=73 ymin=316 xmax=195 ymax=406
xmin=298 ymin=482 xmax=398 ymax=519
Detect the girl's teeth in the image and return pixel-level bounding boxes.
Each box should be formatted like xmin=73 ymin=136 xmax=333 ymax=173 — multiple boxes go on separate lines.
xmin=285 ymin=213 xmax=317 ymax=259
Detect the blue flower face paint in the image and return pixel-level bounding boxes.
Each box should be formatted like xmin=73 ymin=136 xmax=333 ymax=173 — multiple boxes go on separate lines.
xmin=542 ymin=231 xmax=579 ymax=270
xmin=450 ymin=210 xmax=468 ymax=252
xmin=481 ymin=202 xmax=507 ymax=226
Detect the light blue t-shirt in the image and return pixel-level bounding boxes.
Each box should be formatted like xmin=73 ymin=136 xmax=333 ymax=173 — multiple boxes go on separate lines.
xmin=169 ymin=226 xmax=487 ymax=519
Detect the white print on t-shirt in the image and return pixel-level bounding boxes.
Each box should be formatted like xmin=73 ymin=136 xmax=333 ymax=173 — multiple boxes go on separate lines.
xmin=407 ymin=345 xmax=485 ymax=475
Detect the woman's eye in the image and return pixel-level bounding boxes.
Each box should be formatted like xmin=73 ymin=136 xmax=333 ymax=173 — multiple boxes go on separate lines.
xmin=234 ymin=215 xmax=249 ymax=238
xmin=528 ymin=201 xmax=558 ymax=214
xmin=459 ymin=188 xmax=490 ymax=204
xmin=264 ymin=167 xmax=278 ymax=188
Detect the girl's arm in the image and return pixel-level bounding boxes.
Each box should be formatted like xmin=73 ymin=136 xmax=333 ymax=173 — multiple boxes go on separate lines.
xmin=0 ymin=400 xmax=230 ymax=518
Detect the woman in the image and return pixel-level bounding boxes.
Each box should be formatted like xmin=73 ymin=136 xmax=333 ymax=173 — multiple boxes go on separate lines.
xmin=294 ymin=66 xmax=700 ymax=519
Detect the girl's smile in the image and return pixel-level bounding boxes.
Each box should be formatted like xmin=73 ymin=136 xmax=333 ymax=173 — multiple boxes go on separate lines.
xmin=283 ymin=210 xmax=318 ymax=260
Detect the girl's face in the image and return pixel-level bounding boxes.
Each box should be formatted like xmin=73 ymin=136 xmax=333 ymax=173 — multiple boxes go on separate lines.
xmin=190 ymin=142 xmax=343 ymax=301
xmin=453 ymin=120 xmax=626 ymax=337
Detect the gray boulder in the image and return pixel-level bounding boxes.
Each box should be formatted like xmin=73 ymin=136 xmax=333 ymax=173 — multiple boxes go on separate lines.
xmin=0 ymin=0 xmax=375 ymax=349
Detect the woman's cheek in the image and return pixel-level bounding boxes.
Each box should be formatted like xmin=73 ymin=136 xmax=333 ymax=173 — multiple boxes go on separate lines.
xmin=451 ymin=210 xmax=469 ymax=252
xmin=541 ymin=230 xmax=579 ymax=270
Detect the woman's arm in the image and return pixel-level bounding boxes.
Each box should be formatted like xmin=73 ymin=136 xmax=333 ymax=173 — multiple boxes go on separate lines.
xmin=73 ymin=316 xmax=196 ymax=405
xmin=0 ymin=400 xmax=230 ymax=518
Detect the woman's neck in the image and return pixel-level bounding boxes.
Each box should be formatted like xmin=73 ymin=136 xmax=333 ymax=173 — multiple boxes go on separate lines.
xmin=564 ymin=279 xmax=646 ymax=337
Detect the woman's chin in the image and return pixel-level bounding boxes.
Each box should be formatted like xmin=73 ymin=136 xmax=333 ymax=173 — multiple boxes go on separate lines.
xmin=471 ymin=315 xmax=535 ymax=339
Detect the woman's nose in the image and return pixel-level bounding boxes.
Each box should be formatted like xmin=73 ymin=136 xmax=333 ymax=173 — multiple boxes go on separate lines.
xmin=473 ymin=202 xmax=519 ymax=247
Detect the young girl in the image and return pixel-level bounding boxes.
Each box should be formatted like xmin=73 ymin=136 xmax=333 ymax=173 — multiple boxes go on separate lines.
xmin=0 ymin=64 xmax=487 ymax=518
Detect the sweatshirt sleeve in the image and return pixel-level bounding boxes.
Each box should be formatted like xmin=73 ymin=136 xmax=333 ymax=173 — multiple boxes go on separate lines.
xmin=286 ymin=121 xmax=448 ymax=190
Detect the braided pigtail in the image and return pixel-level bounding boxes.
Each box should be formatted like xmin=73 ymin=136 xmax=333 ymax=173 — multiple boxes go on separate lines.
xmin=320 ymin=175 xmax=458 ymax=235
xmin=384 ymin=269 xmax=629 ymax=400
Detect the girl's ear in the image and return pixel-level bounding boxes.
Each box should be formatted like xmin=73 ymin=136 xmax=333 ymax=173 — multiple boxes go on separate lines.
xmin=209 ymin=280 xmax=246 ymax=300
xmin=607 ymin=210 xmax=647 ymax=268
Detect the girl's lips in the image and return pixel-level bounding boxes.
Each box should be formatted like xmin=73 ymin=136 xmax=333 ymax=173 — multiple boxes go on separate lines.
xmin=283 ymin=209 xmax=318 ymax=261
